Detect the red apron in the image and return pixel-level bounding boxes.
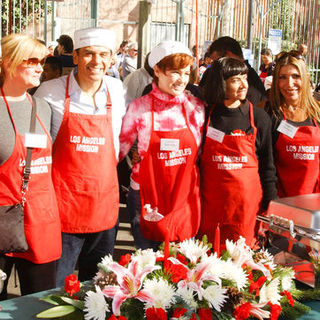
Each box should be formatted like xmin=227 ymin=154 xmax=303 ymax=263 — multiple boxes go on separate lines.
xmin=52 ymin=75 xmax=119 ymax=233
xmin=199 ymin=103 xmax=262 ymax=247
xmin=0 ymin=91 xmax=61 ymax=264
xmin=139 ymin=99 xmax=201 ymax=242
xmin=275 ymin=114 xmax=320 ymax=197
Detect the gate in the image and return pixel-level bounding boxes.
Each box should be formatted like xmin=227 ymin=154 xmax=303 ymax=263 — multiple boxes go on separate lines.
xmin=1 ymin=0 xmax=48 ymax=39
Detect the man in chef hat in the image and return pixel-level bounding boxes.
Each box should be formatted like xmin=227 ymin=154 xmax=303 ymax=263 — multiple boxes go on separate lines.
xmin=35 ymin=27 xmax=126 ymax=286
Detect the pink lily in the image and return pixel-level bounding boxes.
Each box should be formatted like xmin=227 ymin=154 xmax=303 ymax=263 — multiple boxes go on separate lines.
xmin=102 ymin=257 xmax=160 ymax=316
xmin=226 ymin=238 xmax=271 ymax=279
xmin=249 ymin=302 xmax=270 ymax=319
xmin=168 ymin=257 xmax=219 ymax=300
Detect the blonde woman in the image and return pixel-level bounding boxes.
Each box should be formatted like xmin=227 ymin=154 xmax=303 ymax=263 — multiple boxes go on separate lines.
xmin=0 ymin=34 xmax=61 ymax=299
xmin=267 ymin=51 xmax=320 ymax=197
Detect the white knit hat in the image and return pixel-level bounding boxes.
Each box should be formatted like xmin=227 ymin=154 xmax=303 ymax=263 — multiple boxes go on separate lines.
xmin=148 ymin=40 xmax=192 ymax=68
xmin=74 ymin=27 xmax=116 ymax=51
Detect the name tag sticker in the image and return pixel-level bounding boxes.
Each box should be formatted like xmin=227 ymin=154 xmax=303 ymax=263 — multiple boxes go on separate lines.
xmin=277 ymin=120 xmax=298 ymax=139
xmin=160 ymin=138 xmax=179 ymax=151
xmin=25 ymin=133 xmax=47 ymax=149
xmin=206 ymin=127 xmax=225 ymax=143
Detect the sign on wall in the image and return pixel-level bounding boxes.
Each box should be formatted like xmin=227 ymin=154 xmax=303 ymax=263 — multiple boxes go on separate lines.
xmin=268 ymin=29 xmax=282 ymax=55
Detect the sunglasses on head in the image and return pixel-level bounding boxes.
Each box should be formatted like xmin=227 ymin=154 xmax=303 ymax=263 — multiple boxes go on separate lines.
xmin=276 ymin=50 xmax=305 ymax=63
xmin=22 ymin=57 xmax=46 ymax=67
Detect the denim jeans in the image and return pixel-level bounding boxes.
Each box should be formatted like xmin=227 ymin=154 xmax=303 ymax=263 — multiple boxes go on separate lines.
xmin=56 ymin=222 xmax=118 ymax=287
xmin=127 ymin=187 xmax=161 ymax=251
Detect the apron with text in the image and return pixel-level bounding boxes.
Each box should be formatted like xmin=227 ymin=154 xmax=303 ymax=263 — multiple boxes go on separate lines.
xmin=139 ymin=99 xmax=201 ymax=242
xmin=275 ymin=114 xmax=320 ymax=197
xmin=52 ymin=75 xmax=119 ymax=233
xmin=199 ymin=103 xmax=262 ymax=247
xmin=0 ymin=91 xmax=61 ymax=263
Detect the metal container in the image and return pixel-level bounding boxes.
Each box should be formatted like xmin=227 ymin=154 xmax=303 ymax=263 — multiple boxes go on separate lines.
xmin=257 ymin=193 xmax=320 ymax=287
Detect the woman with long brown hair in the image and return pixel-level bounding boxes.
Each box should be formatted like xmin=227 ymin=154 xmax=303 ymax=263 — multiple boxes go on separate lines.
xmin=267 ymin=51 xmax=320 ymax=197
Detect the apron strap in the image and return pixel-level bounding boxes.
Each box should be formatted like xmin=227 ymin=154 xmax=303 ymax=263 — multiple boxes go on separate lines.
xmin=64 ymin=74 xmax=71 ymax=114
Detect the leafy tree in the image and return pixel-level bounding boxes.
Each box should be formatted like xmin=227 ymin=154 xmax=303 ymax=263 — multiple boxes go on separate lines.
xmin=1 ymin=0 xmax=51 ymax=36
xmin=268 ymin=0 xmax=295 ymax=42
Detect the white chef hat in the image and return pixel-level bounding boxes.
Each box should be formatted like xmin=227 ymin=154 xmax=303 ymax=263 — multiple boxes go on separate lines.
xmin=148 ymin=40 xmax=193 ymax=68
xmin=74 ymin=27 xmax=116 ymax=52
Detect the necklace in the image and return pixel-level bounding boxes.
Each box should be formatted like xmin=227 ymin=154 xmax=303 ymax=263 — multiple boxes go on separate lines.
xmin=282 ymin=105 xmax=307 ymax=122
xmin=283 ymin=103 xmax=300 ymax=112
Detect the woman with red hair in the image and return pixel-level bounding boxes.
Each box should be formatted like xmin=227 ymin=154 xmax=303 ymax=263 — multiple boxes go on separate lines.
xmin=119 ymin=41 xmax=205 ymax=250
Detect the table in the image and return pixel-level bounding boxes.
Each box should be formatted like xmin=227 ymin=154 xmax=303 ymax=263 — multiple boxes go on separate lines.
xmin=1 ymin=288 xmax=320 ymax=319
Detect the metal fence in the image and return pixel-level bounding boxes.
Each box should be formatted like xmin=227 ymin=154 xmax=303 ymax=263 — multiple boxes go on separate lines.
xmin=2 ymin=0 xmax=320 ymax=83
xmin=0 ymin=0 xmax=48 ymax=39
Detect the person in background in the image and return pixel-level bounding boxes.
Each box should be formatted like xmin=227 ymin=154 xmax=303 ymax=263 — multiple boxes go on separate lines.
xmin=107 ymin=56 xmax=121 ymax=79
xmin=56 ymin=34 xmax=76 ymax=76
xmin=119 ymin=41 xmax=205 ymax=250
xmin=41 ymin=56 xmax=62 ymax=82
xmin=259 ymin=48 xmax=275 ymax=83
xmin=47 ymin=41 xmax=58 ymax=56
xmin=199 ymin=52 xmax=212 ymax=81
xmin=122 ymin=41 xmax=138 ymax=79
xmin=0 ymin=34 xmax=61 ymax=299
xmin=266 ymin=51 xmax=320 ymax=197
xmin=298 ymin=43 xmax=308 ymax=58
xmin=123 ymin=52 xmax=154 ymax=106
xmin=200 ymin=36 xmax=266 ymax=107
xmin=115 ymin=40 xmax=129 ymax=71
xmin=199 ymin=57 xmax=277 ymax=248
xmin=35 ymin=27 xmax=126 ymax=286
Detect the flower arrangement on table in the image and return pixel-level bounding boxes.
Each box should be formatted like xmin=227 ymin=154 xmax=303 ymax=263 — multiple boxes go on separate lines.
xmin=37 ymin=236 xmax=314 ymax=320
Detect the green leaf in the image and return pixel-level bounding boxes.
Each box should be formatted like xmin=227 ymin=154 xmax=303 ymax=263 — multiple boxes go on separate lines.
xmin=60 ymin=296 xmax=85 ymax=310
xmin=36 ymin=305 xmax=76 ymax=318
xmin=39 ymin=296 xmax=60 ymax=306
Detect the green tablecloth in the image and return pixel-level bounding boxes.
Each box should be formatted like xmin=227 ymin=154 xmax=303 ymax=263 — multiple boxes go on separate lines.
xmin=0 ymin=287 xmax=61 ymax=319
xmin=1 ymin=289 xmax=320 ymax=319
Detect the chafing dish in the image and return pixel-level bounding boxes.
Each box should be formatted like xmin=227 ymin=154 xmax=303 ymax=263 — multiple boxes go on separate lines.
xmin=257 ymin=193 xmax=320 ymax=287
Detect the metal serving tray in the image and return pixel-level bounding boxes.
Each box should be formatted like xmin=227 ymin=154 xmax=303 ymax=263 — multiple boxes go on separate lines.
xmin=258 ymin=194 xmax=320 ymax=248
xmin=267 ymin=193 xmax=320 ymax=233
xmin=257 ymin=194 xmax=320 ymax=287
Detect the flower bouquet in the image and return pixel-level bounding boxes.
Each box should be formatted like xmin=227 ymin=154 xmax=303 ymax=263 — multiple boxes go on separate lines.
xmin=37 ymin=237 xmax=314 ymax=320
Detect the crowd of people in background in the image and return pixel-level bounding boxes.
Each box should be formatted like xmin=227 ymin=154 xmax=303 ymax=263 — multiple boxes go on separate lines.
xmin=0 ymin=27 xmax=319 ymax=300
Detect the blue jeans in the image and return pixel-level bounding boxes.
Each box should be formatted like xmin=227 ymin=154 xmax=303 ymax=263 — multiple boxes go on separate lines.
xmin=56 ymin=222 xmax=118 ymax=287
xmin=127 ymin=187 xmax=161 ymax=250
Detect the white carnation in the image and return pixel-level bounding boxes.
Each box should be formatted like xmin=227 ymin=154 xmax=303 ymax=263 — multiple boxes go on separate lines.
xmin=202 ymin=284 xmax=227 ymax=312
xmin=134 ymin=248 xmax=157 ymax=271
xmin=259 ymin=278 xmax=282 ymax=305
xmin=176 ymin=287 xmax=198 ymax=311
xmin=143 ymin=278 xmax=176 ymax=310
xmin=84 ymin=286 xmax=109 ymax=320
xmin=281 ymin=270 xmax=295 ymax=291
xmin=100 ymin=254 xmax=113 ymax=271
xmin=222 ymin=259 xmax=248 ymax=290
xmin=178 ymin=238 xmax=210 ymax=264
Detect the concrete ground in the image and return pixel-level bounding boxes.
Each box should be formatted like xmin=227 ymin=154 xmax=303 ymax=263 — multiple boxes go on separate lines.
xmin=5 ymin=204 xmax=135 ymax=299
